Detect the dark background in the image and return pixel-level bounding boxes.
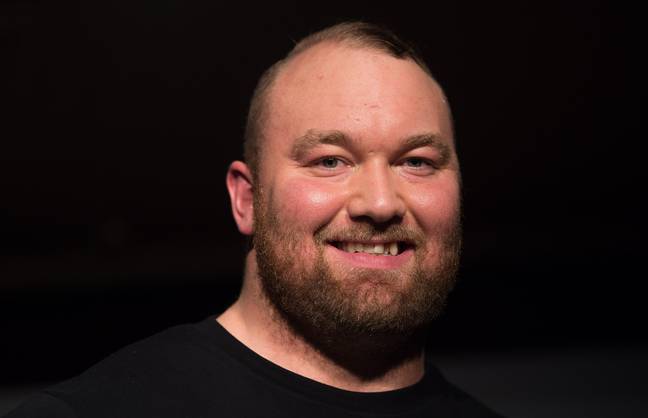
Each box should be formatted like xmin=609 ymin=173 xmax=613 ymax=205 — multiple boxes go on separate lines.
xmin=1 ymin=1 xmax=644 ymax=416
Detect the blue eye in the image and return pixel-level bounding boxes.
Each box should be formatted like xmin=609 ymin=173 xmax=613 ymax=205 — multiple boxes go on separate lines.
xmin=319 ymin=157 xmax=341 ymax=169
xmin=401 ymin=157 xmax=438 ymax=175
xmin=404 ymin=157 xmax=428 ymax=168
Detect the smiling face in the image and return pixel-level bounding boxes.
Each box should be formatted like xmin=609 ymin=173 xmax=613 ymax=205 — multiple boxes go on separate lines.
xmin=249 ymin=43 xmax=462 ymax=339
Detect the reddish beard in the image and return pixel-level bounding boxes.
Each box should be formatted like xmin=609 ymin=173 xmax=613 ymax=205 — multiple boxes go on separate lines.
xmin=252 ymin=189 xmax=462 ymax=342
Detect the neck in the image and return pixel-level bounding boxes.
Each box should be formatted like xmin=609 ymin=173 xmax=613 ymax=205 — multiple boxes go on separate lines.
xmin=217 ymin=252 xmax=426 ymax=392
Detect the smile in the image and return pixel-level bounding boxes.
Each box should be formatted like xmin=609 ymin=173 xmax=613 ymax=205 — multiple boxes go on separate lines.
xmin=330 ymin=241 xmax=409 ymax=256
xmin=325 ymin=240 xmax=415 ymax=270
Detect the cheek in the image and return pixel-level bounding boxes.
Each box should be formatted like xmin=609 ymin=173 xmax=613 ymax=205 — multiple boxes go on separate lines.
xmin=409 ymin=177 xmax=461 ymax=233
xmin=272 ymin=177 xmax=346 ymax=232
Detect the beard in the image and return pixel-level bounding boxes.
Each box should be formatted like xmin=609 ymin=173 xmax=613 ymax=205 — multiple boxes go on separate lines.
xmin=252 ymin=188 xmax=462 ymax=344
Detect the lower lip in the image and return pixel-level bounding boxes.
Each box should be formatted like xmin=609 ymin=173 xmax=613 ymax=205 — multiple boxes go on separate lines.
xmin=325 ymin=244 xmax=414 ymax=270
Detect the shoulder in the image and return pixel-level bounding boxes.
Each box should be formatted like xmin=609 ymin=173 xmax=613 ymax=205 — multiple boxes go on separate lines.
xmin=58 ymin=319 xmax=227 ymax=387
xmin=3 ymin=392 xmax=76 ymax=418
xmin=5 ymin=318 xmax=237 ymax=418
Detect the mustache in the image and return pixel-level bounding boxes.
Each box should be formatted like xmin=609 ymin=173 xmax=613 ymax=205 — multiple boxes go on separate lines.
xmin=314 ymin=223 xmax=426 ymax=246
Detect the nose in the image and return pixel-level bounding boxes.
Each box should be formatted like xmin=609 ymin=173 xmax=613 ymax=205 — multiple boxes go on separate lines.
xmin=347 ymin=160 xmax=406 ymax=224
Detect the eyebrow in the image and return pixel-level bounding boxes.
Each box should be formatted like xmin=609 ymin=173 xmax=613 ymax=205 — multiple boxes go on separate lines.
xmin=290 ymin=129 xmax=452 ymax=164
xmin=401 ymin=133 xmax=452 ymax=165
xmin=290 ymin=130 xmax=352 ymax=160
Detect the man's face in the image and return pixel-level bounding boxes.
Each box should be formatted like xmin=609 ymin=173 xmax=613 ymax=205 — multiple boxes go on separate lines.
xmin=252 ymin=44 xmax=462 ymax=339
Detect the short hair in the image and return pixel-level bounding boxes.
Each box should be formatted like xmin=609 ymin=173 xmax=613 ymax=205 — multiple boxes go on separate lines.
xmin=243 ymin=21 xmax=435 ymax=178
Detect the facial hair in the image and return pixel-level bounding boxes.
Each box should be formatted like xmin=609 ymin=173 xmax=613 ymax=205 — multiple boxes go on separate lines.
xmin=253 ymin=188 xmax=462 ymax=345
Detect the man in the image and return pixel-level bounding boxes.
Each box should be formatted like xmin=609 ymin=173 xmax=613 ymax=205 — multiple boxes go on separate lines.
xmin=6 ymin=22 xmax=502 ymax=417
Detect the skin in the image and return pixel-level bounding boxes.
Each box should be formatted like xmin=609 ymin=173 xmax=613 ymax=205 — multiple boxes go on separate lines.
xmin=219 ymin=42 xmax=461 ymax=392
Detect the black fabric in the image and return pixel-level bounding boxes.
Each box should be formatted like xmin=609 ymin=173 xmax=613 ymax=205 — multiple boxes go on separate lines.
xmin=5 ymin=317 xmax=503 ymax=417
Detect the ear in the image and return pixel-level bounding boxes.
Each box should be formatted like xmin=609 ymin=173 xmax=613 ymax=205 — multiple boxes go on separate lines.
xmin=226 ymin=161 xmax=254 ymax=236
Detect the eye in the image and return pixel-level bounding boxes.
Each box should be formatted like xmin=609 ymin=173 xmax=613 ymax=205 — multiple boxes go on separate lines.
xmin=316 ymin=156 xmax=343 ymax=169
xmin=307 ymin=155 xmax=351 ymax=177
xmin=403 ymin=157 xmax=432 ymax=169
xmin=399 ymin=156 xmax=437 ymax=176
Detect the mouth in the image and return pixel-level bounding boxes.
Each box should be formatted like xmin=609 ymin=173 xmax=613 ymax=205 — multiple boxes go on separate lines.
xmin=328 ymin=241 xmax=413 ymax=256
xmin=325 ymin=239 xmax=415 ymax=270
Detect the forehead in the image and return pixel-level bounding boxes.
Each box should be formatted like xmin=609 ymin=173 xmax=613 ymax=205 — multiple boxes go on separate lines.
xmin=264 ymin=43 xmax=453 ymax=152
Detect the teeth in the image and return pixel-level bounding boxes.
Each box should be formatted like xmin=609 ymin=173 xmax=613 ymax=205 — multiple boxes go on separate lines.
xmin=339 ymin=242 xmax=399 ymax=256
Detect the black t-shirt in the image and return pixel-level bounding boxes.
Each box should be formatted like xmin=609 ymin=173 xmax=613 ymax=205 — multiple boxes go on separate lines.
xmin=6 ymin=316 xmax=503 ymax=417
